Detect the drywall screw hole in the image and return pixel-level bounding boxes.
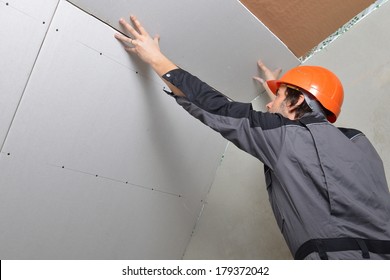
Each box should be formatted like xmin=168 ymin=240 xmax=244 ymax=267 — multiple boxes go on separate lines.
xmin=95 ymin=175 xmax=98 ymax=177
xmin=7 ymin=153 xmax=10 ymax=156
xmin=43 ymin=21 xmax=46 ymax=24
xmin=126 ymin=182 xmax=128 ymax=184
xmin=100 ymin=53 xmax=102 ymax=55
xmin=62 ymin=166 xmax=64 ymax=168
xmin=56 ymin=29 xmax=59 ymax=32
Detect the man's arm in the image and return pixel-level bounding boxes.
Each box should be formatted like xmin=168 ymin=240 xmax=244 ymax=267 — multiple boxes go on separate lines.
xmin=253 ymin=60 xmax=282 ymax=101
xmin=114 ymin=16 xmax=186 ymax=97
xmin=114 ymin=16 xmax=286 ymax=168
xmin=114 ymin=16 xmax=281 ymax=101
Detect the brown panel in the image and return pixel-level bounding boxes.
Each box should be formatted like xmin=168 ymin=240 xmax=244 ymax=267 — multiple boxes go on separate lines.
xmin=240 ymin=0 xmax=375 ymax=57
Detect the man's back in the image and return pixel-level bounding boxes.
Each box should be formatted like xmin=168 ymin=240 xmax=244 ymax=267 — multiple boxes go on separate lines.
xmin=266 ymin=114 xmax=390 ymax=259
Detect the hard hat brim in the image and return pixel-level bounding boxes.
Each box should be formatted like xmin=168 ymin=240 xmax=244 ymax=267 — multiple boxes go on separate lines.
xmin=266 ymin=80 xmax=281 ymax=95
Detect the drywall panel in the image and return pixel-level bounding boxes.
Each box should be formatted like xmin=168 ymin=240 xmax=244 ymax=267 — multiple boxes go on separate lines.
xmin=0 ymin=0 xmax=59 ymax=147
xmin=240 ymin=0 xmax=376 ymax=57
xmin=0 ymin=0 xmax=227 ymax=258
xmin=0 ymin=155 xmax=194 ymax=259
xmin=67 ymin=0 xmax=300 ymax=103
xmin=304 ymin=1 xmax=390 ymax=185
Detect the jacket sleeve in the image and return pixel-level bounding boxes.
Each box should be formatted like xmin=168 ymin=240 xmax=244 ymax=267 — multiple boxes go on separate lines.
xmin=162 ymin=68 xmax=286 ymax=169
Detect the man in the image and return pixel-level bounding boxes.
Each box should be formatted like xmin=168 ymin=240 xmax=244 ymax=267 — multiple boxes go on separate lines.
xmin=115 ymin=16 xmax=390 ymax=259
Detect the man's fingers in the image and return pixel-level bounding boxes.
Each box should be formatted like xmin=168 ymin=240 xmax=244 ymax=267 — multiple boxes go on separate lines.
xmin=253 ymin=76 xmax=265 ymax=84
xmin=256 ymin=60 xmax=282 ymax=80
xmin=130 ymin=15 xmax=149 ymax=37
xmin=125 ymin=46 xmax=136 ymax=54
xmin=114 ymin=33 xmax=138 ymax=52
xmin=115 ymin=33 xmax=137 ymax=53
xmin=114 ymin=33 xmax=133 ymax=44
xmin=119 ymin=18 xmax=140 ymax=39
xmin=257 ymin=60 xmax=265 ymax=68
xmin=272 ymin=68 xmax=282 ymax=79
xmin=153 ymin=34 xmax=160 ymax=44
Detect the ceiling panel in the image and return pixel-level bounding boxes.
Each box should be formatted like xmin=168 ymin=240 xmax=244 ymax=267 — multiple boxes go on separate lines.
xmin=240 ymin=0 xmax=376 ymax=57
xmin=67 ymin=0 xmax=300 ymax=103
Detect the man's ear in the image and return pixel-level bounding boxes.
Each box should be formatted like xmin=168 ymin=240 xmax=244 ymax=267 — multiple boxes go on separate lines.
xmin=296 ymin=94 xmax=305 ymax=107
xmin=288 ymin=94 xmax=305 ymax=111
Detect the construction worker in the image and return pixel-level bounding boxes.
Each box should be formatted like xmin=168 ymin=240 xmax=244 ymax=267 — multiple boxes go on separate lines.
xmin=115 ymin=16 xmax=390 ymax=259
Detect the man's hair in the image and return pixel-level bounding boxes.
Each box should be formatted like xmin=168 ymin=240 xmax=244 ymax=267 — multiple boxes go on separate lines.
xmin=285 ymin=87 xmax=312 ymax=119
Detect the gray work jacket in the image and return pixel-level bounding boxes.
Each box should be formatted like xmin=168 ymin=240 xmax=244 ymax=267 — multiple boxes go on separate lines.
xmin=163 ymin=68 xmax=390 ymax=259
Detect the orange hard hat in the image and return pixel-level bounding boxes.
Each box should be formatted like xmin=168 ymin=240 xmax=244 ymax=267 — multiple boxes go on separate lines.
xmin=267 ymin=66 xmax=344 ymax=123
